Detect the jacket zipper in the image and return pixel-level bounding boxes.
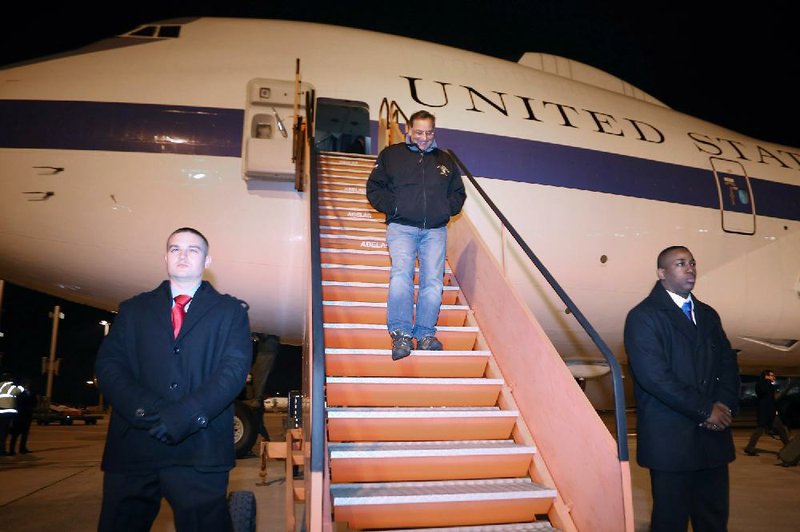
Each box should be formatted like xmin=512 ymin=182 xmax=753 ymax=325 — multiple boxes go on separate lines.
xmin=420 ymin=153 xmax=427 ymax=228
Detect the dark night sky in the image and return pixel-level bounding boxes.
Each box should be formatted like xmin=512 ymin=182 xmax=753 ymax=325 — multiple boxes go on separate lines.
xmin=1 ymin=1 xmax=797 ymax=147
xmin=0 ymin=2 xmax=796 ymax=400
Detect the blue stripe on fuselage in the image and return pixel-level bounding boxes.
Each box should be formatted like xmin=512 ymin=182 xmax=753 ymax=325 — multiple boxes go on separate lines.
xmin=0 ymin=100 xmax=243 ymax=157
xmin=1 ymin=100 xmax=797 ymax=221
xmin=440 ymin=128 xmax=799 ymax=222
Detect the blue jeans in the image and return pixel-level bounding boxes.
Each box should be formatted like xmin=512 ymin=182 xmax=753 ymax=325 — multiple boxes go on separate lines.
xmin=385 ymin=223 xmax=447 ymax=339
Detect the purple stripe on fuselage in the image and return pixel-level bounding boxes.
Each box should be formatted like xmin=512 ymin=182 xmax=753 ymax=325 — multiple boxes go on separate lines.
xmin=439 ymin=127 xmax=798 ymax=222
xmin=1 ymin=100 xmax=797 ymax=221
xmin=0 ymin=100 xmax=243 ymax=157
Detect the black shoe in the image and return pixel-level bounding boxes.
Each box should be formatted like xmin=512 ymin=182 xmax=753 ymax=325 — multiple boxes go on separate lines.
xmin=417 ymin=335 xmax=443 ymax=351
xmin=19 ymin=449 xmax=30 ymax=454
xmin=744 ymin=448 xmax=758 ymax=456
xmin=390 ymin=330 xmax=414 ymax=361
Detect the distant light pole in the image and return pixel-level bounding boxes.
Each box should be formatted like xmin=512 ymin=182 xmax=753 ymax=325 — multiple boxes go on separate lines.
xmin=97 ymin=320 xmax=110 ymax=410
xmin=45 ymin=305 xmax=65 ymax=401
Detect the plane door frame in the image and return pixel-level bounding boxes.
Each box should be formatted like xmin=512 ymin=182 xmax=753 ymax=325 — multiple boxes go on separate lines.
xmin=709 ymin=157 xmax=756 ymax=235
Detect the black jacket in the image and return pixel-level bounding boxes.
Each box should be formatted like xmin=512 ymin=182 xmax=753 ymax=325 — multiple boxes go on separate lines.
xmin=624 ymin=282 xmax=740 ymax=471
xmin=755 ymin=377 xmax=779 ymax=427
xmin=366 ymin=142 xmax=466 ymax=229
xmin=96 ymin=280 xmax=252 ymax=473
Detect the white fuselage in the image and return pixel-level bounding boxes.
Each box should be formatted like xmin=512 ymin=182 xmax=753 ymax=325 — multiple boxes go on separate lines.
xmin=1 ymin=18 xmax=798 ymax=376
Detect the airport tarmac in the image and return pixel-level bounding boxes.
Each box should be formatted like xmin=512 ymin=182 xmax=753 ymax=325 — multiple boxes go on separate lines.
xmin=1 ymin=413 xmax=798 ymax=531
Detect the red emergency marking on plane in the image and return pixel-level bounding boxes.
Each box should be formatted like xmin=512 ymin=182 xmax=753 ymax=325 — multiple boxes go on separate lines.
xmin=360 ymin=241 xmax=387 ymax=249
xmin=688 ymin=132 xmax=800 ymax=174
xmin=402 ymin=76 xmax=665 ymax=145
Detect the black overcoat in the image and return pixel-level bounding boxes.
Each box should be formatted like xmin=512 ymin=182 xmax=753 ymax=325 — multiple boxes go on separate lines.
xmin=755 ymin=377 xmax=779 ymax=427
xmin=96 ymin=280 xmax=252 ymax=473
xmin=624 ymin=282 xmax=740 ymax=471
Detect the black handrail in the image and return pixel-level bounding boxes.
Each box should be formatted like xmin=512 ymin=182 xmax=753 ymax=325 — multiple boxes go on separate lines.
xmin=445 ymin=149 xmax=629 ymax=461
xmin=308 ymin=143 xmax=326 ymax=473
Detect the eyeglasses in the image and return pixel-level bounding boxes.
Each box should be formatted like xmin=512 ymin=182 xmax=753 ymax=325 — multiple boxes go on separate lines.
xmin=412 ymin=130 xmax=435 ymax=137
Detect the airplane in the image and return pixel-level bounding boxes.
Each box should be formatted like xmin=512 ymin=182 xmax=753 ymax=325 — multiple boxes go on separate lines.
xmin=1 ymin=16 xmax=799 ymax=529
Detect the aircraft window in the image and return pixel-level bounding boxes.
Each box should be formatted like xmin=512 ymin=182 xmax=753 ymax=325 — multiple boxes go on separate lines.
xmin=158 ymin=26 xmax=181 ymax=38
xmin=130 ymin=26 xmax=158 ymax=37
xmin=252 ymin=114 xmax=273 ymax=139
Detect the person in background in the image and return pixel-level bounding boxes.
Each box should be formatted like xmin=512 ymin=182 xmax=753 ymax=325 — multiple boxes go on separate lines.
xmin=744 ymin=369 xmax=790 ymax=456
xmin=95 ymin=227 xmax=252 ymax=532
xmin=366 ymin=110 xmax=466 ymax=360
xmin=8 ymin=376 xmax=34 ymax=454
xmin=625 ymin=245 xmax=740 ymax=532
xmin=0 ymin=372 xmax=21 ymax=456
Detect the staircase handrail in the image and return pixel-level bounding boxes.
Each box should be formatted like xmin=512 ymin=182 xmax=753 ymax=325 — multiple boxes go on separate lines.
xmin=308 ymin=144 xmax=326 ymax=473
xmin=445 ymin=148 xmax=629 ymax=461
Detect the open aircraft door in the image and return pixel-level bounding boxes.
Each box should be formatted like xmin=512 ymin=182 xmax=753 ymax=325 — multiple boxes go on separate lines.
xmin=710 ymin=157 xmax=756 ymax=235
xmin=242 ymin=78 xmax=313 ymax=182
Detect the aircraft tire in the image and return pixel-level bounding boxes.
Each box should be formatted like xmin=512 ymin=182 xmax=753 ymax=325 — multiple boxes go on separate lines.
xmin=234 ymin=402 xmax=257 ymax=458
xmin=228 ymin=490 xmax=256 ymax=532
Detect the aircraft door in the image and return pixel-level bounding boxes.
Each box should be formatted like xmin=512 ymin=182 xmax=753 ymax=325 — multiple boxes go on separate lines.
xmin=710 ymin=157 xmax=756 ymax=235
xmin=243 ymin=78 xmax=313 ymax=181
xmin=314 ymin=98 xmax=371 ymax=154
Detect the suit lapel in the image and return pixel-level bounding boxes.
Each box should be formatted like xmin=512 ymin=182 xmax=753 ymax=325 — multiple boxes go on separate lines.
xmin=151 ymin=281 xmax=175 ymax=342
xmin=692 ymin=296 xmax=716 ymax=375
xmin=650 ymin=283 xmax=697 ymax=342
xmin=176 ymin=281 xmax=220 ymax=341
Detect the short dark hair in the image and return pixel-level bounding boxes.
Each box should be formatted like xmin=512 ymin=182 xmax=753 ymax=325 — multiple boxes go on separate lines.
xmin=657 ymin=246 xmax=689 ymax=269
xmin=761 ymin=369 xmax=775 ymax=378
xmin=408 ymin=110 xmax=436 ymax=128
xmin=167 ymin=227 xmax=209 ymax=252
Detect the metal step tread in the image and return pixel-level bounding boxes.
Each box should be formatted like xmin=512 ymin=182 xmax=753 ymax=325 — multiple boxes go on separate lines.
xmin=369 ymin=522 xmax=559 ymax=531
xmin=330 ymin=440 xmax=535 ymax=458
xmin=321 ymin=263 xmax=453 ymax=273
xmin=321 ymin=232 xmax=386 ymax=242
xmin=321 ymin=246 xmax=389 ymax=256
xmin=327 ymin=376 xmax=503 ymax=385
xmin=320 ymin=226 xmax=383 ymax=234
xmin=320 ymin=205 xmax=374 ymax=212
xmin=320 ymin=195 xmax=371 ymax=203
xmin=326 ymin=348 xmax=489 ymax=357
xmin=324 ymin=301 xmax=467 ymax=310
xmin=331 ymin=478 xmax=556 ymax=505
xmin=324 ymin=325 xmax=476 ymax=336
xmin=322 ymin=280 xmax=459 ymax=290
xmin=327 ymin=407 xmax=518 ymax=419
xmin=318 ymin=183 xmax=367 ymax=191
xmin=324 ymin=323 xmax=474 ymax=331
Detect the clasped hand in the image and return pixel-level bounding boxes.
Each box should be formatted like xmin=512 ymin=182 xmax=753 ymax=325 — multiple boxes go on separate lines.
xmin=701 ymin=402 xmax=733 ymax=431
xmin=142 ymin=413 xmax=175 ymax=444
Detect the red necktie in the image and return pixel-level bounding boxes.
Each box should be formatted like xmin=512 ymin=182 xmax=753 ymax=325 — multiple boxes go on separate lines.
xmin=171 ymin=295 xmax=192 ymax=338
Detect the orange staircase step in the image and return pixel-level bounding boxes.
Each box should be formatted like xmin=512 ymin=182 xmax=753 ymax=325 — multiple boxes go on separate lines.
xmin=323 ymin=323 xmax=476 ymax=349
xmin=320 ymin=233 xmax=388 ymax=251
xmin=326 ymin=407 xmax=518 ymax=442
xmin=325 ymin=376 xmax=503 ymax=407
xmin=320 ymin=205 xmax=384 ymax=221
xmin=318 ymin=181 xmax=367 ymax=194
xmin=322 ymin=282 xmax=460 ymax=304
xmin=322 ymin=301 xmax=467 ymax=326
xmin=320 ymin=264 xmax=457 ymax=286
xmin=330 ymin=478 xmax=556 ymax=530
xmin=324 ymin=348 xmax=490 ymax=378
xmin=319 ymin=197 xmax=372 ymax=210
xmin=320 ymin=247 xmax=392 ymax=266
xmin=329 ymin=440 xmax=535 ymax=482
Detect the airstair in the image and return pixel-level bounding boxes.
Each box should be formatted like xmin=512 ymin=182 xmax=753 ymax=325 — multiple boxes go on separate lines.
xmin=311 ymin=151 xmax=577 ymax=531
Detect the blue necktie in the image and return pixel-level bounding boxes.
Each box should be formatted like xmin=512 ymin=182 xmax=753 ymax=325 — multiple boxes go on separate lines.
xmin=681 ymin=300 xmax=693 ymax=322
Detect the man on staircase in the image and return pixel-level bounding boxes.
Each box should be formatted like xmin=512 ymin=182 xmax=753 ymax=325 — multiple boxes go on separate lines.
xmin=367 ymin=110 xmax=466 ymax=360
